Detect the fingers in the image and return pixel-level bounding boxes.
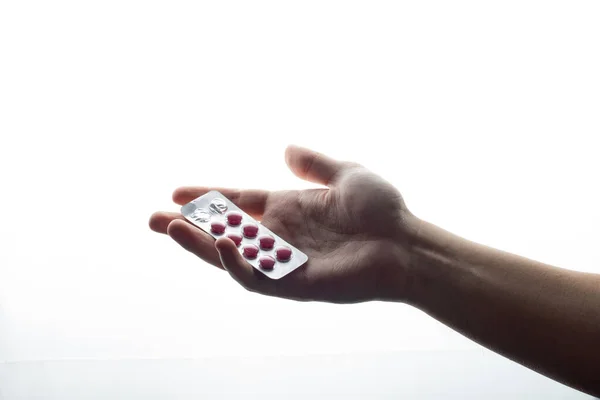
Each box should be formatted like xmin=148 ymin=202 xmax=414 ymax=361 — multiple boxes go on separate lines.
xmin=159 ymin=220 xmax=310 ymax=298
xmin=214 ymin=237 xmax=278 ymax=295
xmin=215 ymin=237 xmax=315 ymax=300
xmin=172 ymin=187 xmax=270 ymax=219
xmin=149 ymin=211 xmax=186 ymax=234
xmin=167 ymin=219 xmax=223 ymax=269
xmin=285 ymin=145 xmax=356 ymax=186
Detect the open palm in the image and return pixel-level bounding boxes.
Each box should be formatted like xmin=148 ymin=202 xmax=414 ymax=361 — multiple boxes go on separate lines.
xmin=150 ymin=145 xmax=417 ymax=303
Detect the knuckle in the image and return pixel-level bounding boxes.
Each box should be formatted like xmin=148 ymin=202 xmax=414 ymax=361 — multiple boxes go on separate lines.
xmin=240 ymin=279 xmax=259 ymax=294
xmin=344 ymin=161 xmax=363 ymax=170
xmin=236 ymin=280 xmax=254 ymax=293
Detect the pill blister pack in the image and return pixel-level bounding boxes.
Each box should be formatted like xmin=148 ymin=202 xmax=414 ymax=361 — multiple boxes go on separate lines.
xmin=181 ymin=191 xmax=308 ymax=280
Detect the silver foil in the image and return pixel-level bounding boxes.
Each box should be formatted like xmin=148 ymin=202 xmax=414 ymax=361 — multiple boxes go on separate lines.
xmin=181 ymin=190 xmax=308 ymax=280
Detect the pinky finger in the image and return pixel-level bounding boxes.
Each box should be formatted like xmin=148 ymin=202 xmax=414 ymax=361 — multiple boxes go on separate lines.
xmin=215 ymin=237 xmax=275 ymax=295
xmin=167 ymin=220 xmax=223 ymax=269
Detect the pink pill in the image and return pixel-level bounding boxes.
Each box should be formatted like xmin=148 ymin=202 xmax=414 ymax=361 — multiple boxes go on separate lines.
xmin=210 ymin=221 xmax=226 ymax=235
xmin=226 ymin=233 xmax=243 ymax=247
xmin=226 ymin=212 xmax=243 ymax=226
xmin=258 ymin=234 xmax=275 ymax=250
xmin=242 ymin=244 xmax=259 ymax=259
xmin=242 ymin=223 xmax=259 ymax=238
xmin=259 ymin=256 xmax=276 ymax=270
xmin=275 ymin=246 xmax=292 ymax=262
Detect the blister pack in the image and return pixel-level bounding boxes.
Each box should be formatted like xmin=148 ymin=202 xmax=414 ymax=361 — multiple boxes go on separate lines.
xmin=181 ymin=191 xmax=308 ymax=279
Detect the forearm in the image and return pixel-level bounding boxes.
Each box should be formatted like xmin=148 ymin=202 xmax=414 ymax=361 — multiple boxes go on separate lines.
xmin=403 ymin=218 xmax=600 ymax=396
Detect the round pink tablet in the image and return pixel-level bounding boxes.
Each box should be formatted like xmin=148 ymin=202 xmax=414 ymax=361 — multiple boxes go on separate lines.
xmin=242 ymin=223 xmax=259 ymax=238
xmin=258 ymin=234 xmax=275 ymax=250
xmin=226 ymin=211 xmax=243 ymax=226
xmin=275 ymin=246 xmax=292 ymax=262
xmin=242 ymin=244 xmax=259 ymax=259
xmin=226 ymin=233 xmax=243 ymax=247
xmin=259 ymin=256 xmax=276 ymax=270
xmin=210 ymin=221 xmax=226 ymax=235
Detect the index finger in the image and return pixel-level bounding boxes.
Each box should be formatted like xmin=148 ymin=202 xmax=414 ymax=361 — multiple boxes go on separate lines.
xmin=172 ymin=187 xmax=270 ymax=219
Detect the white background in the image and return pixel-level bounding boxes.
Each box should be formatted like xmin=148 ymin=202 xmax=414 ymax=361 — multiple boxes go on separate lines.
xmin=0 ymin=1 xmax=599 ymax=398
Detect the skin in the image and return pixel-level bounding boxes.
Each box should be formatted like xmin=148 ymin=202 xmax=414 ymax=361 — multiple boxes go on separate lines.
xmin=149 ymin=145 xmax=600 ymax=397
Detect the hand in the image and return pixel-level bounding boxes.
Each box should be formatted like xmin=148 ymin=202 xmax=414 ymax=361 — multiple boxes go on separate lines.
xmin=149 ymin=145 xmax=420 ymax=303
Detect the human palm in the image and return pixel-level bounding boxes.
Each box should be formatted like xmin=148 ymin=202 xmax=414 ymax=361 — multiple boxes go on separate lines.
xmin=150 ymin=145 xmax=417 ymax=303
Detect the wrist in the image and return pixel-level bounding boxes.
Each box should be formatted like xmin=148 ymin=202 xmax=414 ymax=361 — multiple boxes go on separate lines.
xmin=386 ymin=214 xmax=464 ymax=307
xmin=376 ymin=212 xmax=429 ymax=303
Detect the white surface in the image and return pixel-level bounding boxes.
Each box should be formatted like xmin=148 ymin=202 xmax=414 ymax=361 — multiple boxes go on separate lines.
xmin=0 ymin=0 xmax=599 ymax=398
xmin=0 ymin=351 xmax=594 ymax=399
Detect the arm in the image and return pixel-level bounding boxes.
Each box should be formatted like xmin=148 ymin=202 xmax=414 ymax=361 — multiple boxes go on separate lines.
xmin=405 ymin=218 xmax=600 ymax=396
xmin=150 ymin=145 xmax=600 ymax=397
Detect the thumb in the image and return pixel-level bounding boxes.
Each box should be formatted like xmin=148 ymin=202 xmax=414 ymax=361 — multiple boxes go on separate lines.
xmin=285 ymin=145 xmax=352 ymax=186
